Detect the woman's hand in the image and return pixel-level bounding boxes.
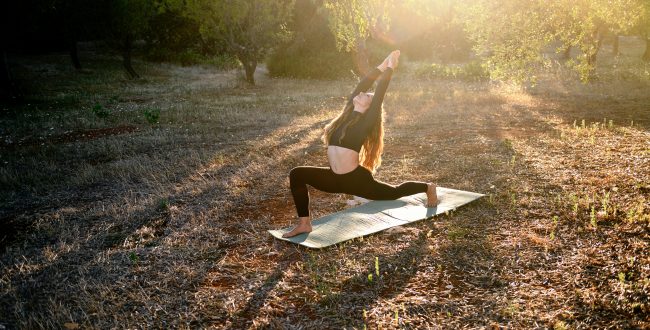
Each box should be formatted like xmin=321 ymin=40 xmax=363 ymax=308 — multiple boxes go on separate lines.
xmin=377 ymin=50 xmax=400 ymax=71
xmin=387 ymin=50 xmax=400 ymax=69
xmin=377 ymin=54 xmax=390 ymax=72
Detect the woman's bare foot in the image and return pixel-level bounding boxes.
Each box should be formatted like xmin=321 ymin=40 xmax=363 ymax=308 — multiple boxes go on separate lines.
xmin=282 ymin=216 xmax=312 ymax=238
xmin=426 ymin=183 xmax=438 ymax=207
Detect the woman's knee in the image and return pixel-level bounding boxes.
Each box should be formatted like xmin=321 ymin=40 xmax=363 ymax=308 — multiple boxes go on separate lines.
xmin=289 ymin=167 xmax=306 ymax=186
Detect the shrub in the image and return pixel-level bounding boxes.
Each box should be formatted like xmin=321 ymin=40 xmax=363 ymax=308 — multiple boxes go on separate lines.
xmin=268 ymin=47 xmax=352 ymax=79
xmin=143 ymin=107 xmax=160 ymax=124
xmin=143 ymin=9 xmax=239 ymax=70
xmin=414 ymin=61 xmax=489 ymax=81
xmin=92 ymin=103 xmax=110 ymax=118
xmin=267 ymin=0 xmax=352 ymax=79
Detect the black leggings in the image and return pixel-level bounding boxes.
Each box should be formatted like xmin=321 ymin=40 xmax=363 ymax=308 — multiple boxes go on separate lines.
xmin=289 ymin=165 xmax=428 ymax=217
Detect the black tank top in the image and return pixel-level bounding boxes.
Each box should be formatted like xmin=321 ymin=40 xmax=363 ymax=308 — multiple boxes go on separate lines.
xmin=328 ymin=67 xmax=393 ymax=152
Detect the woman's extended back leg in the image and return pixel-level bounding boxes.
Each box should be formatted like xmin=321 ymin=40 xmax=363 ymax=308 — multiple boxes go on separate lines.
xmin=346 ymin=167 xmax=427 ymax=200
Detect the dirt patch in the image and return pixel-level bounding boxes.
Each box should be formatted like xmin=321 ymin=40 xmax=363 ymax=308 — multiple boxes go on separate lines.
xmin=1 ymin=125 xmax=139 ymax=150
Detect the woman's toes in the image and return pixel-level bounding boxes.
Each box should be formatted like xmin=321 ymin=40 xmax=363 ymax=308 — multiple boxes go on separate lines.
xmin=282 ymin=223 xmax=312 ymax=238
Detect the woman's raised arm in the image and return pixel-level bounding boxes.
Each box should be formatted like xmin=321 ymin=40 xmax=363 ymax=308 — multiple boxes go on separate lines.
xmin=346 ymin=67 xmax=384 ymax=106
xmin=345 ymin=52 xmax=392 ymax=106
xmin=354 ymin=67 xmax=393 ymax=135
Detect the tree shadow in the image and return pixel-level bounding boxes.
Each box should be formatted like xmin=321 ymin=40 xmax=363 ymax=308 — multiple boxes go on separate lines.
xmin=302 ymin=203 xmax=508 ymax=328
xmin=0 ymin=108 xmax=330 ymax=326
xmin=224 ymin=246 xmax=303 ymax=329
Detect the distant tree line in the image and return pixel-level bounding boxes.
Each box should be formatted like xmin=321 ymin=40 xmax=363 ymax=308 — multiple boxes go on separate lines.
xmin=325 ymin=0 xmax=650 ymax=83
xmin=461 ymin=0 xmax=650 ymax=82
xmin=1 ymin=0 xmax=649 ymax=99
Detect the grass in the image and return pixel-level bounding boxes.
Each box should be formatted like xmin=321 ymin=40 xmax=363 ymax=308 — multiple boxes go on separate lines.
xmin=0 ymin=37 xmax=649 ymax=328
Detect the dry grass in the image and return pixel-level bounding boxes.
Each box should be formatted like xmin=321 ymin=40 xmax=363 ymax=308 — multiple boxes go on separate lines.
xmin=0 ymin=38 xmax=648 ymax=329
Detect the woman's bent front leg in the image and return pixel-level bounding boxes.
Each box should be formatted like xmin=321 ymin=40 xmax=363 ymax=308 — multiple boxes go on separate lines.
xmin=284 ymin=166 xmax=340 ymax=238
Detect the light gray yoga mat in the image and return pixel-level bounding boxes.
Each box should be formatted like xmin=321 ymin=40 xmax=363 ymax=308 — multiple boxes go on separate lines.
xmin=269 ymin=187 xmax=484 ymax=248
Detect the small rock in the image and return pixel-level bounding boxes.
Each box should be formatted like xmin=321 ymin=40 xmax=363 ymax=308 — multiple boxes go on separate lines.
xmin=385 ymin=226 xmax=408 ymax=235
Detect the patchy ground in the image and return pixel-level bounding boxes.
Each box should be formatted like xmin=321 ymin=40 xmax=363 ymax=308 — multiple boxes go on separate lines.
xmin=0 ymin=43 xmax=648 ymax=329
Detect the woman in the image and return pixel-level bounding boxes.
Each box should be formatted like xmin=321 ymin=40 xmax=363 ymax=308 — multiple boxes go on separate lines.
xmin=283 ymin=50 xmax=438 ymax=238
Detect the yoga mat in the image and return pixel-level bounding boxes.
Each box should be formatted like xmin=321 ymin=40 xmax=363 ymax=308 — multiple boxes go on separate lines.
xmin=268 ymin=187 xmax=484 ymax=248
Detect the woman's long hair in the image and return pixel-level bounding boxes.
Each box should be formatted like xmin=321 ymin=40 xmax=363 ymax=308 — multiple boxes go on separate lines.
xmin=322 ymin=102 xmax=385 ymax=173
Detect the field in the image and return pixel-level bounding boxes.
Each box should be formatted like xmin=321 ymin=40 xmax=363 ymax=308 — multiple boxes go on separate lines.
xmin=0 ymin=38 xmax=648 ymax=328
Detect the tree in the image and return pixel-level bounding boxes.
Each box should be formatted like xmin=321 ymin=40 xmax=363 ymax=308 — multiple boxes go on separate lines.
xmin=57 ymin=0 xmax=107 ymax=71
xmin=322 ymin=0 xmax=392 ymax=74
xmin=462 ymin=0 xmax=553 ymax=83
xmin=144 ymin=5 xmax=208 ymax=63
xmin=322 ymin=0 xmax=475 ymax=71
xmin=551 ymin=0 xmax=642 ymax=71
xmin=461 ymin=0 xmax=644 ymax=83
xmin=639 ymin=0 xmax=650 ymax=61
xmin=106 ymin=0 xmax=156 ymax=79
xmin=186 ymin=0 xmax=294 ymax=85
xmin=388 ymin=0 xmax=475 ymax=62
xmin=267 ymin=0 xmax=353 ymax=79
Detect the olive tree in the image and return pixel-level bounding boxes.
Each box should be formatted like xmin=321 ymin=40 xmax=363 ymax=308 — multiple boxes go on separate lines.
xmin=106 ymin=0 xmax=156 ymax=79
xmin=322 ymin=0 xmax=392 ymax=74
xmin=639 ymin=0 xmax=650 ymax=61
xmin=462 ymin=0 xmax=644 ymax=83
xmin=186 ymin=0 xmax=294 ymax=84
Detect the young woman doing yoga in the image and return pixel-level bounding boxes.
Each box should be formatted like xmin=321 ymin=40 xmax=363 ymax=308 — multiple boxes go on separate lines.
xmin=283 ymin=50 xmax=438 ymax=238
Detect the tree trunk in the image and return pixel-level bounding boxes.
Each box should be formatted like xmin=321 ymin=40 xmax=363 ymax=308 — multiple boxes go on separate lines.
xmin=69 ymin=40 xmax=82 ymax=70
xmin=643 ymin=36 xmax=650 ymax=62
xmin=561 ymin=45 xmax=571 ymax=60
xmin=611 ymin=34 xmax=619 ymax=56
xmin=240 ymin=56 xmax=257 ymax=85
xmin=0 ymin=50 xmax=18 ymax=101
xmin=0 ymin=51 xmax=11 ymax=89
xmin=122 ymin=36 xmax=139 ymax=79
xmin=587 ymin=28 xmax=605 ymax=66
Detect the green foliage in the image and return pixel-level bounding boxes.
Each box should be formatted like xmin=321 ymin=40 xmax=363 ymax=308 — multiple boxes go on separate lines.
xmin=186 ymin=0 xmax=294 ymax=83
xmin=447 ymin=226 xmax=469 ymax=241
xmin=626 ymin=198 xmax=649 ymax=223
xmin=92 ymin=103 xmax=110 ymax=119
xmin=549 ymin=0 xmax=645 ymax=81
xmin=414 ymin=61 xmax=488 ymax=81
xmin=399 ymin=0 xmax=473 ymax=61
xmin=143 ymin=108 xmax=160 ymax=124
xmin=148 ymin=48 xmax=239 ymax=69
xmin=268 ymin=49 xmax=352 ymax=79
xmin=267 ymin=0 xmax=353 ymax=79
xmin=320 ymin=0 xmax=473 ymax=74
xmin=323 ymin=0 xmax=393 ymax=52
xmin=461 ymin=0 xmax=647 ymax=83
xmin=104 ymin=0 xmax=158 ymax=78
xmin=129 ymin=252 xmax=139 ymax=264
xmin=143 ymin=6 xmax=208 ymax=61
xmin=462 ymin=0 xmax=555 ymax=84
xmin=554 ymin=321 xmax=569 ymax=330
xmin=107 ymin=0 xmax=156 ymax=46
xmin=157 ymin=197 xmax=169 ymax=210
xmin=590 ymin=205 xmax=597 ymax=228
